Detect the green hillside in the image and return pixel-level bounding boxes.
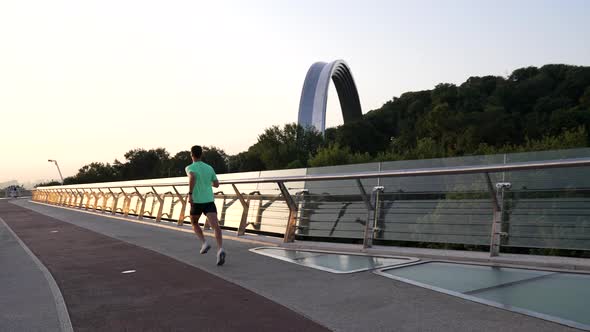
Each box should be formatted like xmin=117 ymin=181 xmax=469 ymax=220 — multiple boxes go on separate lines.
xmin=38 ymin=64 xmax=590 ymax=185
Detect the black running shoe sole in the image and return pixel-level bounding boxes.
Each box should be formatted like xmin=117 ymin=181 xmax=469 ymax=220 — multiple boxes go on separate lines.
xmin=217 ymin=252 xmax=226 ymax=266
xmin=200 ymin=246 xmax=210 ymax=254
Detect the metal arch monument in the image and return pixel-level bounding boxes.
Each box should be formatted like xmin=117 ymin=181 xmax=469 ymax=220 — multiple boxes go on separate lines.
xmin=297 ymin=60 xmax=363 ymax=133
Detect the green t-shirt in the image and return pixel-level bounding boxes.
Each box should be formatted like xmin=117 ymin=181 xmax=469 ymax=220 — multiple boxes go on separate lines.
xmin=185 ymin=161 xmax=218 ymax=203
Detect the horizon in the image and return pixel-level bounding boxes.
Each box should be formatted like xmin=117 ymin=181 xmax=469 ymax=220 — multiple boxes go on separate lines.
xmin=2 ymin=0 xmax=589 ymax=184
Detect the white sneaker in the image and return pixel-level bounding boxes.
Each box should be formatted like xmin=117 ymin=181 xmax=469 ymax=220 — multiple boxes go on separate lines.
xmin=200 ymin=242 xmax=211 ymax=254
xmin=216 ymin=249 xmax=226 ymax=266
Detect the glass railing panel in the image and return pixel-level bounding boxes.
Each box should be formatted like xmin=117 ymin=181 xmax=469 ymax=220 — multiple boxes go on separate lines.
xmin=504 ymin=197 xmax=590 ymax=250
xmin=377 ymin=155 xmax=503 ymax=246
xmin=215 ymin=171 xmax=260 ymax=229
xmin=505 ymin=148 xmax=590 ymax=190
xmin=380 ymin=154 xmax=504 ymax=193
xmin=254 ymin=169 xmax=306 ymax=234
xmin=501 ymin=149 xmax=590 ymax=251
xmin=376 ymin=198 xmax=492 ymax=245
xmin=300 ymin=163 xmax=379 ymax=239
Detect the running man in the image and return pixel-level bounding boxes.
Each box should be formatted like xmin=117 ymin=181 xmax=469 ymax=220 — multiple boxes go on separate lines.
xmin=186 ymin=145 xmax=226 ymax=266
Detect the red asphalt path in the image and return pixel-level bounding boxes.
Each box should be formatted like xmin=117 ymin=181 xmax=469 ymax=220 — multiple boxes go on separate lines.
xmin=0 ymin=201 xmax=328 ymax=332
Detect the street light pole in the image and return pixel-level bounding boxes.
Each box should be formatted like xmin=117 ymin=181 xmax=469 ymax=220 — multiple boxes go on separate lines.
xmin=48 ymin=159 xmax=64 ymax=184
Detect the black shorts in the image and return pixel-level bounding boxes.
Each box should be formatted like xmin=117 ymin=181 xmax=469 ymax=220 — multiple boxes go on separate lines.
xmin=190 ymin=202 xmax=217 ymax=216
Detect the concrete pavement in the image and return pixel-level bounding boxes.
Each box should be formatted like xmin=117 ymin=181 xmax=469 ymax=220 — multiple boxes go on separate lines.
xmin=0 ymin=215 xmax=71 ymax=332
xmin=2 ymin=199 xmax=583 ymax=332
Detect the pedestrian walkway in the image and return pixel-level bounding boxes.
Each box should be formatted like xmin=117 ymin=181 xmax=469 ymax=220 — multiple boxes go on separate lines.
xmin=1 ymin=199 xmax=583 ymax=331
xmin=0 ymin=215 xmax=69 ymax=332
xmin=0 ymin=200 xmax=326 ymax=331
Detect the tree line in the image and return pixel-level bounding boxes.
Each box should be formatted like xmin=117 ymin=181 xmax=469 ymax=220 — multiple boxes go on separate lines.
xmin=37 ymin=64 xmax=590 ymax=186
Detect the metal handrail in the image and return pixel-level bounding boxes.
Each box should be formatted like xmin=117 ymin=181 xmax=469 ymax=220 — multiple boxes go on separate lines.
xmin=32 ymin=157 xmax=590 ymax=256
xmin=35 ymin=157 xmax=590 ymax=190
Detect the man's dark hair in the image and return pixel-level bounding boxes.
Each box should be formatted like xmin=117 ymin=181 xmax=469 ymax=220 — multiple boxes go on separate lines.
xmin=191 ymin=145 xmax=203 ymax=158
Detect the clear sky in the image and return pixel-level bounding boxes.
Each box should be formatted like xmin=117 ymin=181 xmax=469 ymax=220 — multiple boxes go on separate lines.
xmin=1 ymin=0 xmax=589 ymax=185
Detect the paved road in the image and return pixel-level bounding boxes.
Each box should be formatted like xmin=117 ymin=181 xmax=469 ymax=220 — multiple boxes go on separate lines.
xmin=2 ymin=199 xmax=583 ymax=332
xmin=0 ymin=215 xmax=68 ymax=332
xmin=0 ymin=200 xmax=327 ymax=331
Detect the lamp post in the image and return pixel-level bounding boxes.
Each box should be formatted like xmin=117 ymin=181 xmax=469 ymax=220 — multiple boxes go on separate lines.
xmin=48 ymin=159 xmax=64 ymax=184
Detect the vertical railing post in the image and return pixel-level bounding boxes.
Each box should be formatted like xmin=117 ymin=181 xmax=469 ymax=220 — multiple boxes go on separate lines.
xmin=219 ymin=195 xmax=228 ymax=226
xmin=65 ymin=189 xmax=73 ymax=207
xmin=251 ymin=191 xmax=263 ymax=231
xmin=94 ymin=190 xmax=101 ymax=211
xmin=294 ymin=189 xmax=309 ymax=236
xmin=232 ymin=184 xmax=249 ymax=236
xmin=76 ymin=189 xmax=84 ymax=208
xmin=172 ymin=186 xmax=187 ymax=226
xmin=135 ymin=187 xmax=146 ymax=219
xmin=63 ymin=190 xmax=70 ymax=206
xmin=357 ymin=180 xmax=373 ymax=248
xmin=99 ymin=189 xmax=108 ymax=213
xmin=88 ymin=191 xmax=94 ymax=210
xmin=91 ymin=191 xmax=99 ymax=211
xmin=364 ymin=186 xmax=384 ymax=249
xmin=108 ymin=188 xmax=118 ymax=214
xmin=73 ymin=190 xmax=80 ymax=207
xmin=57 ymin=190 xmax=64 ymax=206
xmin=60 ymin=190 xmax=67 ymax=206
xmin=63 ymin=190 xmax=69 ymax=206
xmin=485 ymin=173 xmax=510 ymax=257
xmin=147 ymin=194 xmax=156 ymax=218
xmin=89 ymin=190 xmax=95 ymax=210
xmin=152 ymin=187 xmax=164 ymax=222
xmin=278 ymin=182 xmax=298 ymax=243
xmin=84 ymin=190 xmax=90 ymax=209
xmin=83 ymin=191 xmax=89 ymax=210
xmin=55 ymin=190 xmax=61 ymax=205
xmin=167 ymin=193 xmax=176 ymax=220
xmin=82 ymin=191 xmax=88 ymax=209
xmin=121 ymin=188 xmax=131 ymax=217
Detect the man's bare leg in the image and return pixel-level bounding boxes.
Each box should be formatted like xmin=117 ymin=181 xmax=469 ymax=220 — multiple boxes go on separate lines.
xmin=205 ymin=212 xmax=223 ymax=249
xmin=205 ymin=212 xmax=225 ymax=265
xmin=190 ymin=215 xmax=205 ymax=242
xmin=190 ymin=214 xmax=212 ymax=254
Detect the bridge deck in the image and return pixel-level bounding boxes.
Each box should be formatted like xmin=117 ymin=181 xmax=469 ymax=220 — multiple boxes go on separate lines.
xmin=0 ymin=199 xmax=582 ymax=332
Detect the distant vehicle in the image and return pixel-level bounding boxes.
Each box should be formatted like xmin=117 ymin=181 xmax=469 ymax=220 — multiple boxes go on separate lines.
xmin=9 ymin=185 xmax=19 ymax=198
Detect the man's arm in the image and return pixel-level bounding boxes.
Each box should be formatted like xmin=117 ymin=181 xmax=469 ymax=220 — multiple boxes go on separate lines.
xmin=212 ymin=170 xmax=219 ymax=188
xmin=188 ymin=172 xmax=195 ymax=203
